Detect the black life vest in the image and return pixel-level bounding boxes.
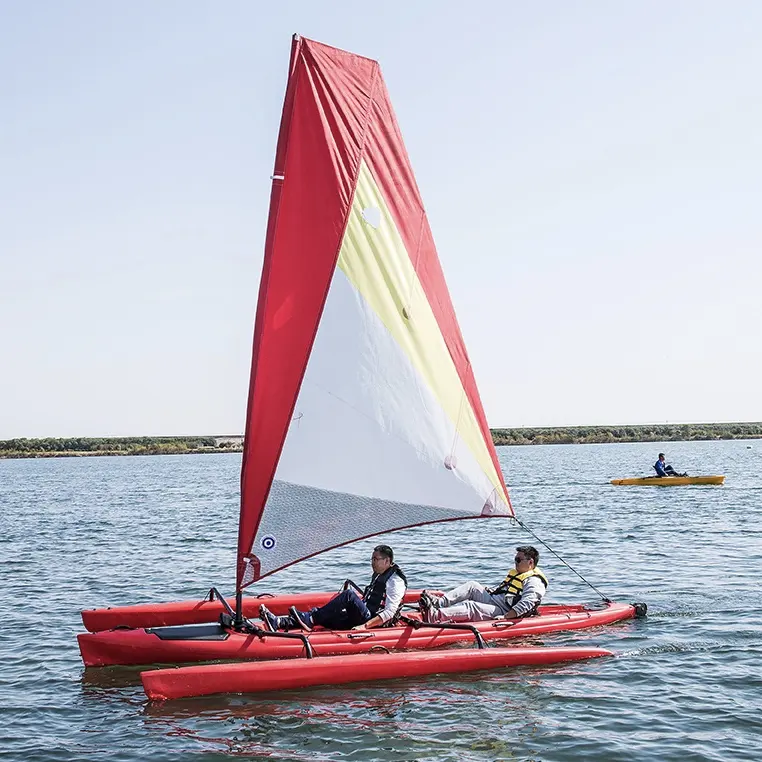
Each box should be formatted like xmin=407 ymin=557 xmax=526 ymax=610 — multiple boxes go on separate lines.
xmin=362 ymin=564 xmax=408 ymax=617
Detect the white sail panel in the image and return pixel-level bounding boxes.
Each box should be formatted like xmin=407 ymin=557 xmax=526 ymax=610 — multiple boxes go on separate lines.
xmin=276 ymin=268 xmax=498 ymax=505
xmin=253 ymin=269 xmax=502 ymax=576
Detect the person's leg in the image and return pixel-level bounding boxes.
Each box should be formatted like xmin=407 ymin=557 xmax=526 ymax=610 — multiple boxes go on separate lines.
xmin=309 ymin=589 xmax=371 ymax=630
xmin=436 ymin=581 xmax=499 ymax=608
xmin=430 ymin=600 xmax=505 ymax=623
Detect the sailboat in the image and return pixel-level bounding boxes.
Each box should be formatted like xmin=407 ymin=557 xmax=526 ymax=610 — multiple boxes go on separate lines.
xmin=77 ymin=37 xmax=643 ymax=695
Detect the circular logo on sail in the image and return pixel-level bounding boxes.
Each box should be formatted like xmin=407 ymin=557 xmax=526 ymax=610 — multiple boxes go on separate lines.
xmin=260 ymin=535 xmax=277 ymax=550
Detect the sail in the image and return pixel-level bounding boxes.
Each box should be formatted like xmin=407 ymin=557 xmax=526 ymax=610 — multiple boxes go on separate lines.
xmin=237 ymin=36 xmax=512 ymax=588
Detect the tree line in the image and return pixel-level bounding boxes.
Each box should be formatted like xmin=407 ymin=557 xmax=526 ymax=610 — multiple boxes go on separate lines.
xmin=2 ymin=423 xmax=761 ymax=458
xmin=490 ymin=423 xmax=762 ymax=446
xmin=0 ymin=436 xmax=238 ymax=458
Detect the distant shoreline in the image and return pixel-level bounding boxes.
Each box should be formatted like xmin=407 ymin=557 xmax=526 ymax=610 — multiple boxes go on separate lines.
xmin=490 ymin=422 xmax=762 ymax=446
xmin=1 ymin=423 xmax=761 ymax=459
xmin=0 ymin=436 xmax=241 ymax=460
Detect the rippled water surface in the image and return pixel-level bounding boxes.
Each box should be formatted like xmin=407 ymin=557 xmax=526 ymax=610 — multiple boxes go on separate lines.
xmin=2 ymin=440 xmax=761 ymax=761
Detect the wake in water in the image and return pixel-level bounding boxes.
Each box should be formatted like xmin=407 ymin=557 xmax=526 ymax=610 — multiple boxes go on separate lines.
xmin=617 ymin=640 xmax=726 ymax=658
xmin=643 ymin=598 xmax=762 ymax=618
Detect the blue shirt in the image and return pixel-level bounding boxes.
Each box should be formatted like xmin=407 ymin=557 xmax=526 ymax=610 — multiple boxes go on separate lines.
xmin=654 ymin=459 xmax=667 ymax=476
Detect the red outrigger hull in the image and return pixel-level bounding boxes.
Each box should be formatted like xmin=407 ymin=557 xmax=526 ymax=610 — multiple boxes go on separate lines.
xmin=141 ymin=645 xmax=613 ymax=700
xmin=78 ymin=601 xmax=636 ymax=668
xmin=80 ymin=590 xmax=432 ymax=632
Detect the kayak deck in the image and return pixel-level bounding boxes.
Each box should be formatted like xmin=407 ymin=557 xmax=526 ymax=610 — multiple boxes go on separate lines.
xmin=78 ymin=600 xmax=639 ymax=668
xmin=611 ymin=475 xmax=725 ymax=486
xmin=141 ymin=645 xmax=613 ymax=700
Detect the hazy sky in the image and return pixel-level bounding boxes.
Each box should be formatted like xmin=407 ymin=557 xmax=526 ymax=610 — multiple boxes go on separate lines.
xmin=2 ymin=1 xmax=760 ymax=438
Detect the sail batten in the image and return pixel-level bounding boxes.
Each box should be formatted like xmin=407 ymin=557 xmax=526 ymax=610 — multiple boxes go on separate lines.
xmin=238 ymin=37 xmax=511 ymax=589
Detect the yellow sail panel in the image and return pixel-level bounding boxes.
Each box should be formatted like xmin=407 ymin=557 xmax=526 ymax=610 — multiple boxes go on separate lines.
xmin=338 ymin=160 xmax=508 ymax=506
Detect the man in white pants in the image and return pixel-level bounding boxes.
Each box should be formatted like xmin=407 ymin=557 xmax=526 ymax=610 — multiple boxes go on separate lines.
xmin=419 ymin=546 xmax=548 ymax=623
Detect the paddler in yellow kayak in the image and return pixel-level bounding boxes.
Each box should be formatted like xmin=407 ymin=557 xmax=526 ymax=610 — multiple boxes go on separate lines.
xmin=654 ymin=453 xmax=687 ymax=478
xmin=419 ymin=545 xmax=548 ymax=623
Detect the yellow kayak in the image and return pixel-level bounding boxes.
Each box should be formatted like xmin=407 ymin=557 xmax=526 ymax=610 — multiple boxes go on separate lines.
xmin=611 ymin=475 xmax=725 ymax=486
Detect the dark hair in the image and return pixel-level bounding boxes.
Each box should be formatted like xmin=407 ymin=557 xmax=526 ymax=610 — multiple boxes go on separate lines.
xmin=658 ymin=453 xmax=665 ymax=458
xmin=373 ymin=544 xmax=394 ymax=562
xmin=516 ymin=545 xmax=539 ymax=565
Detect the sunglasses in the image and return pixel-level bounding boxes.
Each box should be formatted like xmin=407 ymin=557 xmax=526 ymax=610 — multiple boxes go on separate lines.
xmin=514 ymin=555 xmax=527 ymax=564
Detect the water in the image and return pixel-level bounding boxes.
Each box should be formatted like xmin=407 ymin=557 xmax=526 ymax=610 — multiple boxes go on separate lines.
xmin=1 ymin=440 xmax=761 ymax=761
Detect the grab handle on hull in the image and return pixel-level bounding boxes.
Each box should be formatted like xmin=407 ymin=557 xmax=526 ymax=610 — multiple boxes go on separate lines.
xmin=219 ymin=613 xmax=316 ymax=658
xmin=399 ymin=615 xmax=486 ymax=649
xmin=490 ymin=620 xmax=517 ymax=630
xmin=342 ymin=579 xmax=364 ymax=595
xmin=252 ymin=628 xmax=315 ymax=658
xmin=207 ymin=587 xmax=236 ymax=618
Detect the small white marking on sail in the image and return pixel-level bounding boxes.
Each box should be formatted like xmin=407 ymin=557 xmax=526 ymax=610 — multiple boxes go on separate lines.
xmin=444 ymin=455 xmax=457 ymax=470
xmin=261 ymin=535 xmax=277 ymax=550
xmin=271 ymin=174 xmax=285 ymax=180
xmin=481 ymin=489 xmax=499 ymax=515
xmin=361 ymin=206 xmax=381 ymax=229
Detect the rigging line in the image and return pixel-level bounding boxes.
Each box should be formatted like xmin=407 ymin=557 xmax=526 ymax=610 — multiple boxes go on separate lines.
xmin=512 ymin=516 xmax=612 ymax=603
xmin=448 ymin=386 xmax=467 ymax=462
xmin=402 ymin=214 xmax=426 ymax=317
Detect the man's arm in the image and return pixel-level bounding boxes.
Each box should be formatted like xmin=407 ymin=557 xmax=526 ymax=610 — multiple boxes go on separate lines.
xmin=353 ymin=575 xmax=406 ymax=629
xmin=503 ymin=576 xmax=546 ymax=619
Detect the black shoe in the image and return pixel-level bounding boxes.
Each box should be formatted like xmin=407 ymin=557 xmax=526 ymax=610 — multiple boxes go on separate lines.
xmin=419 ymin=590 xmax=436 ymax=623
xmin=259 ymin=604 xmax=278 ymax=632
xmin=289 ymin=606 xmax=313 ymax=632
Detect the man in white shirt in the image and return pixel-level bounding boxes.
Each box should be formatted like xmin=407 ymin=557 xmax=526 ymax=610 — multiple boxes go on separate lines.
xmin=419 ymin=545 xmax=548 ymax=623
xmin=260 ymin=544 xmax=407 ymax=631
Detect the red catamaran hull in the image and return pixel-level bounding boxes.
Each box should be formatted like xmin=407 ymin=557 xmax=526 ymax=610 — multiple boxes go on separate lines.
xmin=141 ymin=646 xmax=613 ymax=700
xmin=78 ymin=601 xmax=636 ymax=667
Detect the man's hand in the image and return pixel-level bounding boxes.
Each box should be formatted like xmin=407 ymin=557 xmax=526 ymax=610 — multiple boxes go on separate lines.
xmin=359 ymin=614 xmax=383 ymax=630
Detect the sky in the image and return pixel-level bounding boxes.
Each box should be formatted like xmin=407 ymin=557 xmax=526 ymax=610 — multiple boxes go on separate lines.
xmin=1 ymin=1 xmax=760 ymax=438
